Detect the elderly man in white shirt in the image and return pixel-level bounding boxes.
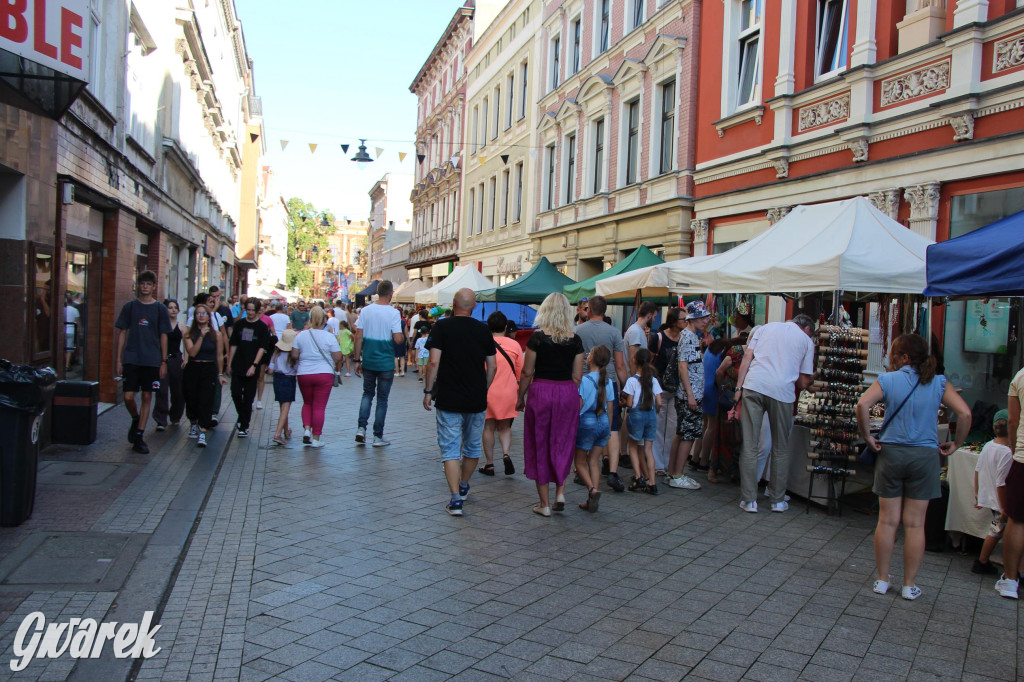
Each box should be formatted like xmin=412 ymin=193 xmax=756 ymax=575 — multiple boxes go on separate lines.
xmin=734 ymin=314 xmax=816 ymax=513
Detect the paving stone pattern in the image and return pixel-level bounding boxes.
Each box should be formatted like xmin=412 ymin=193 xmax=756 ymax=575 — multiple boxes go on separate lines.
xmin=131 ymin=374 xmax=1020 ymax=681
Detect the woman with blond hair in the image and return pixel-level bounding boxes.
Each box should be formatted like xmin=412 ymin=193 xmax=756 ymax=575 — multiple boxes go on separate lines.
xmin=290 ymin=305 xmax=342 ymax=448
xmin=516 ymin=293 xmax=584 ymax=517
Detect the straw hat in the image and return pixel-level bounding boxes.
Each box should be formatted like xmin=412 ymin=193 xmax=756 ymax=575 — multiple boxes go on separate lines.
xmin=276 ymin=329 xmax=298 ymax=352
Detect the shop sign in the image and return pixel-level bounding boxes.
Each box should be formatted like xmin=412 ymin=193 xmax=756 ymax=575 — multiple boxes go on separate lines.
xmin=0 ymin=0 xmax=90 ymax=82
xmin=496 ymin=255 xmax=525 ymax=275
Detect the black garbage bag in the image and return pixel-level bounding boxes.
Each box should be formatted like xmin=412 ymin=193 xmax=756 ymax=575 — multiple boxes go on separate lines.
xmin=0 ymin=359 xmax=57 ymax=412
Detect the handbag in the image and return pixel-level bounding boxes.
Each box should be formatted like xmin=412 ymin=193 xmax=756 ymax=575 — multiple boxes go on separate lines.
xmin=308 ymin=330 xmax=342 ymax=387
xmin=859 ymin=377 xmax=920 ymax=465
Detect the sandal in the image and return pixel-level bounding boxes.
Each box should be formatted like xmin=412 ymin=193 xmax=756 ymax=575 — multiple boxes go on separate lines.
xmin=479 ymin=463 xmax=495 ymax=476
xmin=707 ymin=470 xmax=719 ymax=484
xmin=585 ymin=489 xmax=600 ymax=513
xmin=552 ymin=494 xmax=566 ymax=512
xmin=532 ymin=505 xmax=551 ymax=517
xmin=628 ymin=476 xmax=648 ymax=492
xmin=503 ymin=454 xmax=515 ymax=475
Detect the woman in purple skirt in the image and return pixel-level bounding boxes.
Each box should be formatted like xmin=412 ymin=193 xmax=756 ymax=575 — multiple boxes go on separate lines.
xmin=516 ymin=293 xmax=584 ymax=517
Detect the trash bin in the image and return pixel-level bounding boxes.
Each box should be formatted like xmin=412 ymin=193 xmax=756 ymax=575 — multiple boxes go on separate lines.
xmin=51 ymin=380 xmax=99 ymax=445
xmin=0 ymin=360 xmax=57 ymax=527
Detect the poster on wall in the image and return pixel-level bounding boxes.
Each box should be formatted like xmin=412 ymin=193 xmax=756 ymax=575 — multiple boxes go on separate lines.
xmin=964 ymin=299 xmax=1010 ymax=354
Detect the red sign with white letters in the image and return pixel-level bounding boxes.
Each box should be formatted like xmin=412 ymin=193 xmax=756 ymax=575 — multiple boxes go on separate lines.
xmin=0 ymin=0 xmax=89 ymax=82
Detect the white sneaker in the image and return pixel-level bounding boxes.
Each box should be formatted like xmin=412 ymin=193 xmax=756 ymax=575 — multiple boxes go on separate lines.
xmin=307 ymin=439 xmax=325 ymax=448
xmin=303 ymin=428 xmax=312 ymax=444
xmin=372 ymin=436 xmax=390 ymax=447
xmin=355 ymin=427 xmax=366 ymax=444
xmin=256 ymin=401 xmax=263 ymax=409
xmin=666 ymin=475 xmax=701 ymax=490
xmin=197 ymin=432 xmax=207 ymax=448
xmin=739 ymin=501 xmax=758 ymax=513
xmin=995 ymin=574 xmax=1020 ymax=599
xmin=901 ymin=585 xmax=922 ymax=601
xmin=771 ymin=501 xmax=789 ymax=513
xmin=873 ymin=575 xmax=893 ymax=594
xmin=188 ymin=424 xmax=199 ymax=439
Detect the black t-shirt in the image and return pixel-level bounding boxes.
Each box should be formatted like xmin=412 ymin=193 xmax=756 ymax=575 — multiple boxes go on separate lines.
xmin=414 ymin=319 xmax=432 ymax=337
xmin=115 ymin=299 xmax=172 ymax=367
xmin=527 ymin=331 xmax=584 ymax=381
xmin=216 ymin=305 xmax=234 ymax=330
xmin=426 ymin=316 xmax=496 ymax=413
xmin=649 ymin=330 xmax=679 ymax=376
xmin=229 ymin=318 xmax=270 ymax=374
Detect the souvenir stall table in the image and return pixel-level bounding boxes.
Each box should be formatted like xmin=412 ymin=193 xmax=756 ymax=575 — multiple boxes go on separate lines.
xmin=597 ymin=197 xmax=936 ymax=511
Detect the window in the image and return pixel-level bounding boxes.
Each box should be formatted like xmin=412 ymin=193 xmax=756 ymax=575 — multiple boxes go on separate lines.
xmin=505 ymin=73 xmax=514 ymax=129
xmin=513 ymin=162 xmax=524 ymax=222
xmin=659 ymin=80 xmax=675 ymax=174
xmin=631 ymin=0 xmax=645 ymax=30
xmin=472 ymin=106 xmax=479 ymax=153
xmin=519 ymin=61 xmax=528 ymax=119
xmin=565 ymin=134 xmax=577 ymax=204
xmin=488 ymin=176 xmax=496 ymax=230
xmin=550 ymin=35 xmax=561 ymax=90
xmin=625 ymin=100 xmax=639 ymax=186
xmin=598 ymin=0 xmax=610 ymax=54
xmin=545 ymin=144 xmax=556 ymax=210
xmin=493 ymin=86 xmax=501 ymax=139
xmin=481 ymin=98 xmax=489 ymax=148
xmin=467 ymin=188 xmax=475 ymax=235
xmin=571 ymin=19 xmax=581 ymax=75
xmin=500 ymin=169 xmax=510 ymax=226
xmin=593 ymin=118 xmax=605 ymax=194
xmin=451 ymin=189 xmax=458 ymax=237
xmin=737 ymin=0 xmax=763 ymax=106
xmin=477 ymin=183 xmax=485 ymax=233
xmin=815 ymin=0 xmax=849 ymax=77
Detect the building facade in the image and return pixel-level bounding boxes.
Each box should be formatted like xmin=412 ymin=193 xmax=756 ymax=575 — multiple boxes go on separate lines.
xmin=693 ymin=0 xmax=1024 ymax=410
xmin=50 ymin=0 xmax=262 ymax=402
xmin=529 ymin=0 xmax=700 ymax=281
xmin=368 ymin=172 xmax=413 ymax=281
xmin=255 ymin=167 xmax=289 ymax=291
xmin=309 ymin=220 xmax=368 ymax=303
xmin=409 ymin=3 xmax=475 ymax=285
xmin=461 ymin=0 xmax=543 ymax=286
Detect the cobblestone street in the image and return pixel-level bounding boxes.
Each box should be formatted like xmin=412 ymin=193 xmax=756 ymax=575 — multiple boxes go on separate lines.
xmin=5 ymin=372 xmax=1017 ymax=680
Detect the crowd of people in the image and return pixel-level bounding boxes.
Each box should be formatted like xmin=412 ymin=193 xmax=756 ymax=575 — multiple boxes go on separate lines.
xmin=113 ymin=275 xmax=1022 ymax=602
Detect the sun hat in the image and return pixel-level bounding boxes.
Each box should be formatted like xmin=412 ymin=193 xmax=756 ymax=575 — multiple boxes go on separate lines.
xmin=994 ymin=409 xmax=1009 ymax=426
xmin=686 ymin=301 xmax=712 ymax=319
xmin=275 ymin=329 xmax=298 ymax=352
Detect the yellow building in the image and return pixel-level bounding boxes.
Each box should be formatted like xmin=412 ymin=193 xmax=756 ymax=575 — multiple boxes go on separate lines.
xmin=461 ymin=0 xmax=542 ymax=286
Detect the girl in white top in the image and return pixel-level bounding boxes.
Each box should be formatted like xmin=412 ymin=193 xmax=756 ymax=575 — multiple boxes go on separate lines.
xmin=622 ymin=348 xmax=663 ymax=494
xmin=268 ymin=329 xmax=298 ymax=446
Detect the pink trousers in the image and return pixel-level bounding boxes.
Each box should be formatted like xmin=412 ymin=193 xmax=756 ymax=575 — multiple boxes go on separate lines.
xmin=297 ymin=373 xmax=333 ymax=436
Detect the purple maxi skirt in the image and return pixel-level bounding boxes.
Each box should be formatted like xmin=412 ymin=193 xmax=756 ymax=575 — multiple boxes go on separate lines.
xmin=523 ymin=378 xmax=580 ymax=486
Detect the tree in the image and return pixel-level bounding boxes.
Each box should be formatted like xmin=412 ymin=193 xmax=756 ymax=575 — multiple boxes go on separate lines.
xmin=286 ymin=197 xmax=335 ymax=295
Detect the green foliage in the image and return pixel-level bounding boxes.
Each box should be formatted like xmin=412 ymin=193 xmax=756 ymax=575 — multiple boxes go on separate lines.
xmin=285 ymin=197 xmax=336 ymax=295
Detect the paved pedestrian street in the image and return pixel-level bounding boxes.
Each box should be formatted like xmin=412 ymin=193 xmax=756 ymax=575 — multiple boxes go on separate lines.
xmin=1 ymin=374 xmax=1021 ymax=681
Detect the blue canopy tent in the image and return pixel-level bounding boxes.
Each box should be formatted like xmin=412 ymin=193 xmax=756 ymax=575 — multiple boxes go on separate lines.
xmin=924 ymin=210 xmax=1024 ymax=296
xmin=471 ymin=301 xmax=537 ymax=327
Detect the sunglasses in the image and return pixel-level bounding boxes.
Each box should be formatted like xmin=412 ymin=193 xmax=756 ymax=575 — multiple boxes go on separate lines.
xmin=196 ymin=311 xmax=209 ymax=316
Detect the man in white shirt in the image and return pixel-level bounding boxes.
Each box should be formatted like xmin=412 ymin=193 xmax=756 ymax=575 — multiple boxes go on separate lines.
xmin=734 ymin=314 xmax=816 ymax=513
xmin=269 ymin=301 xmax=290 ymax=336
xmin=333 ymin=299 xmax=345 ymax=323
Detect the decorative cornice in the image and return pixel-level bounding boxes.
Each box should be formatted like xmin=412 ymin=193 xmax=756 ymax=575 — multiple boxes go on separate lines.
xmin=993 ymin=32 xmax=1024 ymax=74
xmin=848 ymin=139 xmax=869 ymax=163
xmin=766 ymin=207 xmax=791 ymax=225
xmin=797 ymin=93 xmax=851 ymax=133
xmin=904 ymin=182 xmax=941 ymax=222
xmin=948 ymin=113 xmax=974 ymax=141
xmin=879 ymin=59 xmax=950 ymax=108
xmin=773 ymin=159 xmax=789 ymax=179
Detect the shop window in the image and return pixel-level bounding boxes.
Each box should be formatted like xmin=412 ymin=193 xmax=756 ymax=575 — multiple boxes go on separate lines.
xmin=815 ymin=0 xmax=849 ymax=78
xmin=736 ymin=0 xmax=763 ymax=106
xmin=31 ymin=246 xmax=53 ymax=360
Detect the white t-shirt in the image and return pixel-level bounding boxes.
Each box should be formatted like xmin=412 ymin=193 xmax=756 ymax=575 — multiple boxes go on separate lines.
xmin=327 ymin=317 xmax=341 ymax=335
xmin=270 ymin=312 xmax=290 ymax=335
xmin=64 ymin=304 xmax=80 ymax=334
xmin=975 ymin=440 xmax=1013 ymax=511
xmin=415 ymin=337 xmax=429 ymax=359
xmin=292 ymin=329 xmax=340 ymax=376
xmin=743 ymin=321 xmax=815 ymax=403
xmin=623 ymin=374 xmax=663 ymax=409
xmin=1010 ymin=368 xmax=1024 ymax=463
xmin=268 ymin=350 xmax=297 ymax=376
xmin=333 ymin=306 xmax=345 ymax=321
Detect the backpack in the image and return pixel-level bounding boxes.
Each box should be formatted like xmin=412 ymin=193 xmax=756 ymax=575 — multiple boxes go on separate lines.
xmin=661 ymin=342 xmax=680 ymax=394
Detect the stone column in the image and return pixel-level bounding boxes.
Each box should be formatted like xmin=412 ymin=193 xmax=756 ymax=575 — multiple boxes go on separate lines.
xmin=690 ymin=218 xmax=709 ymax=256
xmin=904 ymin=182 xmax=941 ymax=240
xmin=868 ymin=189 xmax=901 ymax=221
xmin=766 ymin=206 xmax=792 ymax=225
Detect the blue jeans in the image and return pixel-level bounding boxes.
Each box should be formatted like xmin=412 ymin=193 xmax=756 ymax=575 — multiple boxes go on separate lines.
xmin=358 ymin=369 xmax=395 ymax=437
xmin=436 ymin=409 xmax=486 ymax=461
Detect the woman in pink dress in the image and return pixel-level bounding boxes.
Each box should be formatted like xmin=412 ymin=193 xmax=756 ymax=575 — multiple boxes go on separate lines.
xmin=480 ymin=311 xmax=523 ymax=476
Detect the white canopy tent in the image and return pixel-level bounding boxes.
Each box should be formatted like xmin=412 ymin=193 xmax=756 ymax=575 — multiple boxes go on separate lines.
xmin=392 ymin=278 xmax=428 ymax=304
xmin=414 ymin=265 xmax=496 ymax=306
xmin=597 ymin=197 xmax=934 ymax=297
xmin=247 ymin=284 xmax=303 ymax=302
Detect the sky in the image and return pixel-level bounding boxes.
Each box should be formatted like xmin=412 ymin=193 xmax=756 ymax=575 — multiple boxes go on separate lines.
xmin=234 ymin=0 xmax=468 ymax=218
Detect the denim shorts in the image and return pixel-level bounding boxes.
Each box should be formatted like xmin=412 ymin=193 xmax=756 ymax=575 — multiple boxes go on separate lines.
xmin=626 ymin=408 xmax=657 ymax=443
xmin=436 ymin=409 xmax=486 ymax=461
xmin=273 ymin=373 xmax=296 ymax=403
xmin=576 ymin=412 xmax=610 ymax=450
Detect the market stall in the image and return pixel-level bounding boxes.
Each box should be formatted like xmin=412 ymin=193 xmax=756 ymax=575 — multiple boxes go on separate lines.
xmin=563 ymin=245 xmax=665 ymax=304
xmin=392 ymin=278 xmax=427 ymax=304
xmin=924 ymin=209 xmax=1024 ymax=297
xmin=414 ymin=265 xmax=496 ymax=307
xmin=476 ymin=257 xmax=575 ymax=304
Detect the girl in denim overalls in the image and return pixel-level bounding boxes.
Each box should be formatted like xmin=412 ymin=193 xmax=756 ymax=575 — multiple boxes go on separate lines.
xmin=575 ymin=345 xmax=614 ymax=512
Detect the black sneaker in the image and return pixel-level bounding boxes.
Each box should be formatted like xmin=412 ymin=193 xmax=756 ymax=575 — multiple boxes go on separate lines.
xmin=237 ymin=428 xmax=249 ymax=438
xmin=127 ymin=416 xmax=139 ymax=443
xmin=132 ymin=434 xmax=150 ymax=454
xmin=601 ymin=458 xmax=610 ymax=475
xmin=972 ymin=559 xmax=998 ymax=575
xmin=210 ymin=416 xmax=219 ymax=427
xmin=607 ymin=473 xmax=625 ymax=492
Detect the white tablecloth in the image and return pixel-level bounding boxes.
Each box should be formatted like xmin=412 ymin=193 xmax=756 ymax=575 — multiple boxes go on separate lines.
xmin=944 ymin=448 xmax=993 ymax=540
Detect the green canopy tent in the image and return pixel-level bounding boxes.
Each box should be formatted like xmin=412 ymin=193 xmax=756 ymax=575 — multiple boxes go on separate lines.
xmin=563 ymin=245 xmax=667 ymax=304
xmin=476 ymin=257 xmax=576 ymax=304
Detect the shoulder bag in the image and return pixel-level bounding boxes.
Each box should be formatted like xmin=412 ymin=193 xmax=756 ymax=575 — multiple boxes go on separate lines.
xmin=859 ymin=376 xmax=920 ymax=465
xmin=494 ymin=343 xmax=518 ymax=378
xmin=307 ymin=330 xmax=343 ymax=387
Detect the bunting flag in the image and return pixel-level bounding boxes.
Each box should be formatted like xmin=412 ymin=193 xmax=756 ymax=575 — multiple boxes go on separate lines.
xmin=528 ymin=150 xmax=538 ymax=160
xmin=398 ymin=151 xmax=407 ymax=162
xmin=375 ymin=147 xmax=384 ymax=159
xmin=280 ymin=140 xmax=289 ymax=150
xmin=309 ymin=143 xmax=318 ymax=153
xmin=340 ymin=144 xmax=349 ymax=154
xmin=500 ymin=154 xmax=509 ymax=165
xmin=250 ymin=132 xmax=259 ymax=143
xmin=417 ymin=153 xmax=426 ymax=164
